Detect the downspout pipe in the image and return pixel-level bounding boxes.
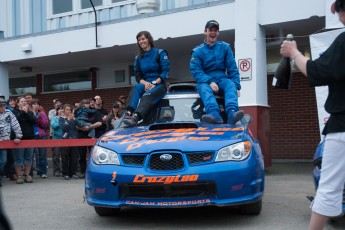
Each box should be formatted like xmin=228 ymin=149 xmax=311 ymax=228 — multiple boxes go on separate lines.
xmin=90 ymin=0 xmax=101 ymax=47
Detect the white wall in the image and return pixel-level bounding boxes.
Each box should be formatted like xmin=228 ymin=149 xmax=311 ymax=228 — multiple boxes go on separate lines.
xmin=97 ymin=63 xmax=132 ymax=88
xmin=259 ymin=0 xmax=325 ymax=25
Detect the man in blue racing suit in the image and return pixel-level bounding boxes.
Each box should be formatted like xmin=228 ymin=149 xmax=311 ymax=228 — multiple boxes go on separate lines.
xmin=190 ymin=20 xmax=244 ymax=124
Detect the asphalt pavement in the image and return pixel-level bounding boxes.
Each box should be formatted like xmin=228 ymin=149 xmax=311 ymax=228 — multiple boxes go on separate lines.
xmin=1 ymin=161 xmax=344 ymax=230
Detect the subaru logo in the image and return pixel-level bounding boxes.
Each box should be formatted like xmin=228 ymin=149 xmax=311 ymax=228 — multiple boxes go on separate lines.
xmin=160 ymin=154 xmax=172 ymax=161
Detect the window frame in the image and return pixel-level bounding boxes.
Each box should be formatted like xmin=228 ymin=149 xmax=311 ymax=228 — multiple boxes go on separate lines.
xmin=42 ymin=69 xmax=92 ymax=93
xmin=9 ymin=75 xmax=37 ymax=96
xmin=47 ymin=0 xmax=134 ymax=19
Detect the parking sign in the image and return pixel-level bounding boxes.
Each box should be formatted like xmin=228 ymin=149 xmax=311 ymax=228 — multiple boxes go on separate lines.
xmin=238 ymin=58 xmax=252 ymax=81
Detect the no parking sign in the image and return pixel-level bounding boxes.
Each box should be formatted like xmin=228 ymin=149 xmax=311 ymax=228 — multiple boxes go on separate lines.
xmin=238 ymin=58 xmax=252 ymax=81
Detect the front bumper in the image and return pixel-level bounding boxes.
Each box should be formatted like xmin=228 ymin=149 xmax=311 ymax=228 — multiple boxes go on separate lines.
xmin=85 ymin=157 xmax=264 ymax=208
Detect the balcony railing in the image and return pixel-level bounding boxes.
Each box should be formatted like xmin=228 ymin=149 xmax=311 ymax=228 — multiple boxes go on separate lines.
xmin=47 ymin=0 xmax=227 ymax=32
xmin=1 ymin=0 xmax=230 ymax=39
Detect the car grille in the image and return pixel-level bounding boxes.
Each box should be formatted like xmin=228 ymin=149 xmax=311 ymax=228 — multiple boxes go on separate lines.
xmin=187 ymin=152 xmax=214 ymax=164
xmin=120 ymin=182 xmax=216 ymax=198
xmin=149 ymin=153 xmax=183 ymax=170
xmin=120 ymin=151 xmax=214 ymax=168
xmin=122 ymin=155 xmax=146 ymax=166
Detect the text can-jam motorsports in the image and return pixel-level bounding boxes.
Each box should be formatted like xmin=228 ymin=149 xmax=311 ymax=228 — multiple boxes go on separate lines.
xmin=85 ymin=83 xmax=265 ymax=216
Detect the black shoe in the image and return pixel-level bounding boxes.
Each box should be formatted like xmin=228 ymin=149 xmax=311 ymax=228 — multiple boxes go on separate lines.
xmin=123 ymin=113 xmax=139 ymax=127
xmin=228 ymin=110 xmax=244 ymax=125
xmin=79 ymin=173 xmax=85 ymax=179
xmin=201 ymin=114 xmax=223 ymax=124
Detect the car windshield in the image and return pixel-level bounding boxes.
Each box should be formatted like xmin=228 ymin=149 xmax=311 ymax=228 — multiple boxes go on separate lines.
xmin=140 ymin=95 xmax=225 ymax=125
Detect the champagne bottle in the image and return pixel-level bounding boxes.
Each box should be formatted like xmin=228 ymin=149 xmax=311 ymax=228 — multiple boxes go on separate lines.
xmin=272 ymin=34 xmax=293 ymax=89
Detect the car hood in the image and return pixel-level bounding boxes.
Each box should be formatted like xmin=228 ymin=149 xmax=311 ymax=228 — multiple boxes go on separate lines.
xmin=96 ymin=122 xmax=246 ymax=153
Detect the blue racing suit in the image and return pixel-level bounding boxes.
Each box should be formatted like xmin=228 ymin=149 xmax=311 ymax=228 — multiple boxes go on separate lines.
xmin=190 ymin=41 xmax=241 ymax=117
xmin=127 ymin=48 xmax=170 ymax=118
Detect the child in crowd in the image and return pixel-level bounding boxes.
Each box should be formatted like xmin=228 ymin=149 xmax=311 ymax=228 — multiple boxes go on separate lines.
xmin=74 ymin=99 xmax=97 ymax=138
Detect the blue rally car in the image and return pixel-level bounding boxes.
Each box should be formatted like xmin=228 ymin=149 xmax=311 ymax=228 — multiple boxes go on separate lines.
xmin=85 ymin=83 xmax=265 ymax=216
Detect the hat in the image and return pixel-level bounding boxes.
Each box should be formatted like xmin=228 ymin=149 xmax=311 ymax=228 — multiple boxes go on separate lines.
xmin=113 ymin=103 xmax=120 ymax=108
xmin=119 ymin=95 xmax=126 ymax=100
xmin=53 ymin=98 xmax=60 ymax=104
xmin=0 ymin=94 xmax=5 ymax=100
xmin=7 ymin=98 xmax=15 ymax=104
xmin=205 ymin=20 xmax=219 ymax=30
xmin=0 ymin=99 xmax=6 ymax=105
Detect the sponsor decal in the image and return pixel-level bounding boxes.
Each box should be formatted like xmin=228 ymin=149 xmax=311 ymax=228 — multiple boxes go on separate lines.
xmin=125 ymin=199 xmax=211 ymax=206
xmin=133 ymin=174 xmax=199 ymax=184
xmin=95 ymin=188 xmax=107 ymax=193
xmin=99 ymin=127 xmax=244 ymax=151
xmin=231 ymin=184 xmax=244 ymax=191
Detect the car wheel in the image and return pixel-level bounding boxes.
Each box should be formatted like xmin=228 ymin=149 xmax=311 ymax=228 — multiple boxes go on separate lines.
xmin=239 ymin=200 xmax=262 ymax=215
xmin=94 ymin=207 xmax=121 ymax=216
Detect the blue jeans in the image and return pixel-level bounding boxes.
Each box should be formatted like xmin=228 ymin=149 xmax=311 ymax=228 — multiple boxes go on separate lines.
xmin=34 ymin=136 xmax=48 ymax=175
xmin=77 ymin=120 xmax=95 ymax=138
xmin=0 ymin=149 xmax=7 ymax=178
xmin=13 ymin=147 xmax=34 ymax=167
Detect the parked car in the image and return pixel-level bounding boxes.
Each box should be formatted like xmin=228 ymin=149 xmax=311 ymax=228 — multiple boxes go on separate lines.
xmin=85 ymin=83 xmax=265 ymax=216
xmin=312 ymin=139 xmax=345 ymax=215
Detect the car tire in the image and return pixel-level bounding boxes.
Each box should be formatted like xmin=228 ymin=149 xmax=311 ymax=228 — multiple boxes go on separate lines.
xmin=94 ymin=207 xmax=121 ymax=216
xmin=239 ymin=200 xmax=262 ymax=215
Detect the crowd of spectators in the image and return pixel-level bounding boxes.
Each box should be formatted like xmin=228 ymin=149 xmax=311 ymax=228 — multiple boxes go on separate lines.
xmin=0 ymin=92 xmax=127 ymax=186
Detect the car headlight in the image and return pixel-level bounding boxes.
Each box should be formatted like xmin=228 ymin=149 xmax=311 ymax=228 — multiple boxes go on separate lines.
xmin=92 ymin=146 xmax=120 ymax=165
xmin=215 ymin=141 xmax=251 ymax=162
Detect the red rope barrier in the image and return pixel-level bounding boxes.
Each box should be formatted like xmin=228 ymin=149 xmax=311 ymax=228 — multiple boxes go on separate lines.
xmin=0 ymin=139 xmax=97 ymax=149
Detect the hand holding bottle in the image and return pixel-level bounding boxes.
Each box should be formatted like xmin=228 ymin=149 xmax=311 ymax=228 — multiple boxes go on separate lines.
xmin=280 ymin=40 xmax=299 ymax=59
xmin=272 ymin=34 xmax=294 ymax=89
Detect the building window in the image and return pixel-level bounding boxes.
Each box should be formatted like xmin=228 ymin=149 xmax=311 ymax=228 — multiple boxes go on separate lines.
xmin=44 ymin=70 xmax=91 ymax=92
xmin=81 ymin=0 xmax=103 ymax=9
xmin=114 ymin=70 xmax=125 ymax=83
xmin=129 ymin=65 xmax=136 ymax=85
xmin=52 ymin=0 xmax=73 ymax=14
xmin=9 ymin=76 xmax=36 ymax=96
xmin=112 ymin=0 xmax=126 ymax=3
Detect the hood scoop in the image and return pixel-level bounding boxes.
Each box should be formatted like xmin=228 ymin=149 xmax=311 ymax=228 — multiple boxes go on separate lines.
xmin=149 ymin=123 xmax=198 ymax=130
